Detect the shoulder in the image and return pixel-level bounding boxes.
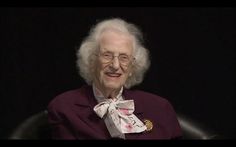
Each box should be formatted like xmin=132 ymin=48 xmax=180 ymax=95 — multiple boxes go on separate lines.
xmin=47 ymin=85 xmax=90 ymax=112
xmin=125 ymin=89 xmax=171 ymax=106
xmin=125 ymin=89 xmax=177 ymax=114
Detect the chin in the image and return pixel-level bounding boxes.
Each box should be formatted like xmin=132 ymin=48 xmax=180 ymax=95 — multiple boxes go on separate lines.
xmin=105 ymin=82 xmax=122 ymax=90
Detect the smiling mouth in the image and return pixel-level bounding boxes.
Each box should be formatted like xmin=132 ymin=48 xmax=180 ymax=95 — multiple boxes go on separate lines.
xmin=105 ymin=73 xmax=122 ymax=77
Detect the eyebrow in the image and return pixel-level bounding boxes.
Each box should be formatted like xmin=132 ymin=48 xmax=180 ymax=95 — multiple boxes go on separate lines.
xmin=100 ymin=48 xmax=111 ymax=52
xmin=101 ymin=48 xmax=130 ymax=55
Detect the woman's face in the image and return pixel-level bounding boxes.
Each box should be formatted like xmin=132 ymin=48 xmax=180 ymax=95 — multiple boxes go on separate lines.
xmin=94 ymin=30 xmax=134 ymax=92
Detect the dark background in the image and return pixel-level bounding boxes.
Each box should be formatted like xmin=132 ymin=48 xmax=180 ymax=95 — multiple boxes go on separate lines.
xmin=1 ymin=7 xmax=235 ymax=139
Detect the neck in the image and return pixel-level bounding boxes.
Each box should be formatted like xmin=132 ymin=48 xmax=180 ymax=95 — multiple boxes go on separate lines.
xmin=103 ymin=88 xmax=120 ymax=98
xmin=93 ymin=83 xmax=121 ymax=99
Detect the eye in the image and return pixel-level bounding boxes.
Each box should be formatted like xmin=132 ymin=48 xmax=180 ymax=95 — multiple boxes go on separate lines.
xmin=102 ymin=52 xmax=113 ymax=59
xmin=119 ymin=55 xmax=129 ymax=61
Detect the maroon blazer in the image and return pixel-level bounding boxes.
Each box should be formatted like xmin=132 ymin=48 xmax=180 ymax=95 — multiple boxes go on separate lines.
xmin=47 ymin=85 xmax=182 ymax=139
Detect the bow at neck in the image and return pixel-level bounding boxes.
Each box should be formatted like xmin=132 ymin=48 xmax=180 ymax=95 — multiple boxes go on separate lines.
xmin=93 ymin=85 xmax=146 ymax=134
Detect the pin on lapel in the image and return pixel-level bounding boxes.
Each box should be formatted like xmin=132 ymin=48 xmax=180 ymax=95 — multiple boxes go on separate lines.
xmin=143 ymin=119 xmax=153 ymax=131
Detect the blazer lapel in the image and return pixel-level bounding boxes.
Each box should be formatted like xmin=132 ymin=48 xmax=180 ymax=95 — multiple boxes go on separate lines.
xmin=123 ymin=90 xmax=147 ymax=139
xmin=73 ymin=85 xmax=110 ymax=139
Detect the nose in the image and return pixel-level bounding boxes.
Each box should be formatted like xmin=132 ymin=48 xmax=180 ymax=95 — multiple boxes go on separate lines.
xmin=110 ymin=56 xmax=120 ymax=70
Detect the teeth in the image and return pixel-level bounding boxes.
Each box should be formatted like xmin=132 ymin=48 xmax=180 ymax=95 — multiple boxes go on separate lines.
xmin=106 ymin=73 xmax=121 ymax=77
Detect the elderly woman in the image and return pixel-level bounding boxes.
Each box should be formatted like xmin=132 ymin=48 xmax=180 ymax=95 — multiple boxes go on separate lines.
xmin=47 ymin=18 xmax=182 ymax=139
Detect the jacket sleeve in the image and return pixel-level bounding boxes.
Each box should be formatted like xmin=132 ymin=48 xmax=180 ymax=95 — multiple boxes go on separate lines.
xmin=164 ymin=101 xmax=183 ymax=139
xmin=47 ymin=103 xmax=76 ymax=139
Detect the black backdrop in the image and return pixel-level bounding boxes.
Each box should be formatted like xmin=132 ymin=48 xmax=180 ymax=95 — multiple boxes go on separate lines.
xmin=1 ymin=7 xmax=235 ymax=139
